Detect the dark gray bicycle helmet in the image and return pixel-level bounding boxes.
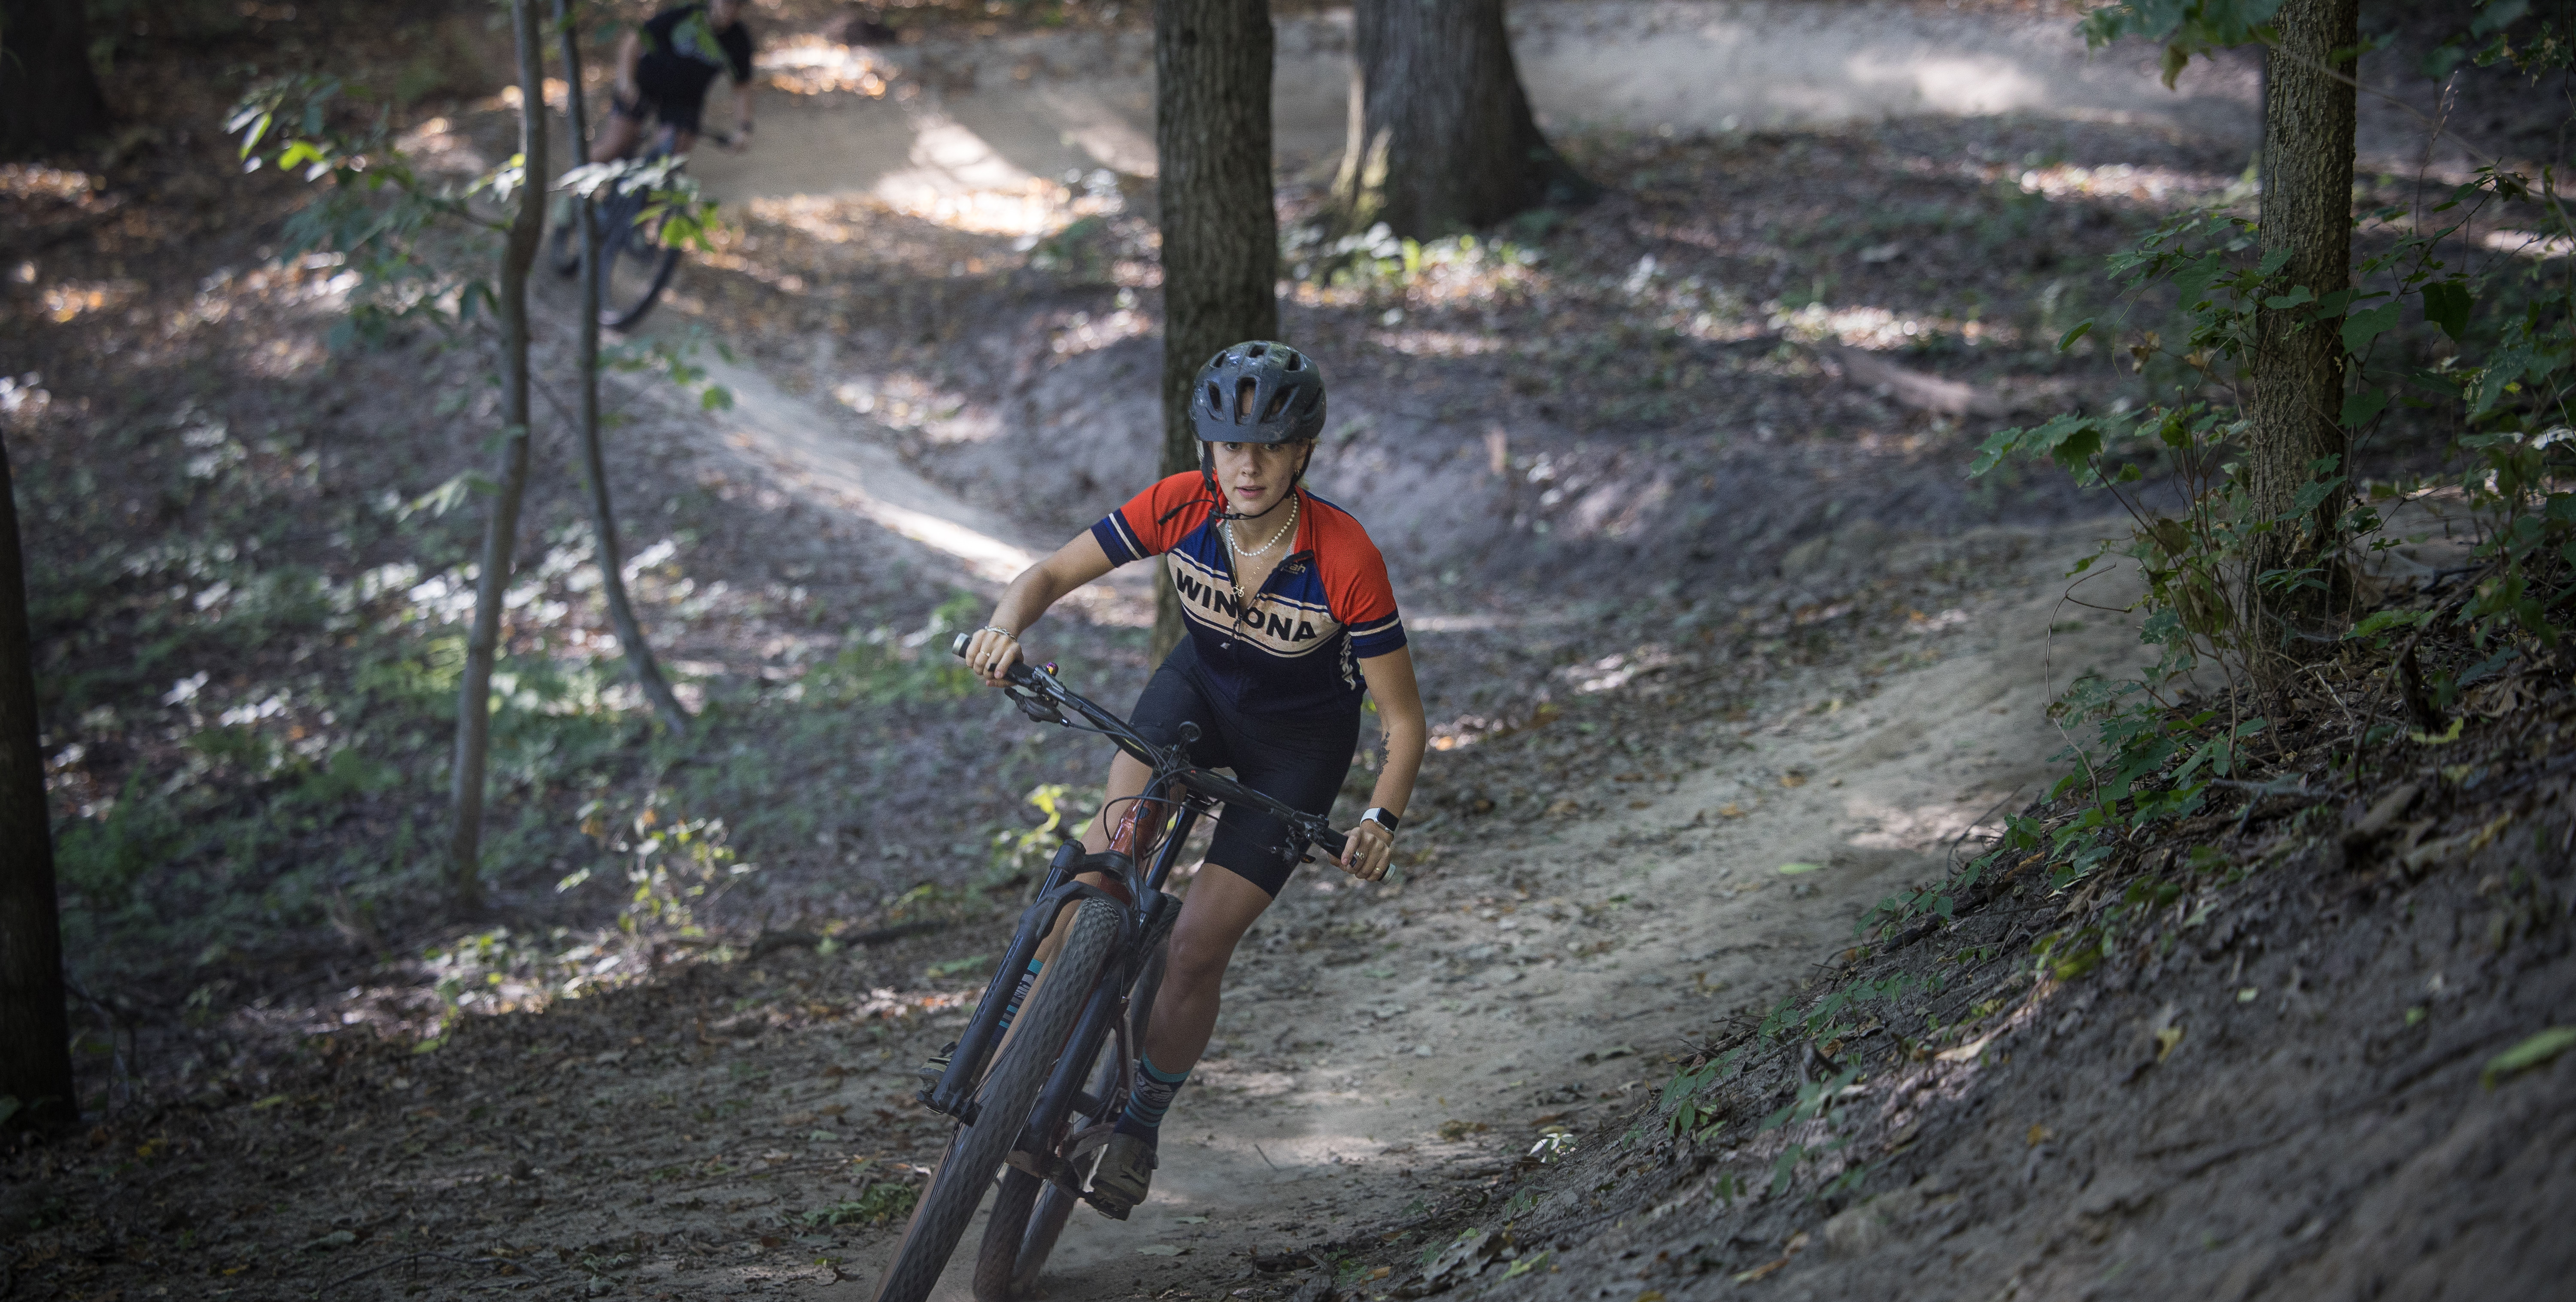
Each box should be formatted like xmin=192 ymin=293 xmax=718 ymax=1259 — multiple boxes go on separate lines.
xmin=1191 ymin=341 xmax=1326 ymax=446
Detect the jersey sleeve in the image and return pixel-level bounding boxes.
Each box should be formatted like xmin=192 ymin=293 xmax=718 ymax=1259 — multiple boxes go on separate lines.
xmin=1089 ymin=473 xmax=1210 ymax=566
xmin=1321 ymin=525 xmax=1406 ymax=659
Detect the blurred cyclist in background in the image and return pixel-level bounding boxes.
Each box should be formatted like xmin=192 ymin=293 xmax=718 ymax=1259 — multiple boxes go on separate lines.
xmin=588 ymin=0 xmax=756 ymax=161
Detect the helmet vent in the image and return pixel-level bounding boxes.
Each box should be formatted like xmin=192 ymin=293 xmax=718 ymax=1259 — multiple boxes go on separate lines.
xmin=1203 ymin=381 xmax=1223 ymax=416
xmin=1233 ymin=377 xmax=1259 ymax=424
xmin=1261 ymin=386 xmax=1294 ymax=421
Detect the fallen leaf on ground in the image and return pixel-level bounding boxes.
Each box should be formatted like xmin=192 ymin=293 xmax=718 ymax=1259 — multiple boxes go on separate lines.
xmin=1136 ymin=1244 xmax=1185 ymax=1256
xmin=1777 ymin=863 xmax=1821 ymax=876
xmin=2482 ymin=1027 xmax=2576 ymax=1089
xmin=2155 ymin=1025 xmax=2185 ymax=1062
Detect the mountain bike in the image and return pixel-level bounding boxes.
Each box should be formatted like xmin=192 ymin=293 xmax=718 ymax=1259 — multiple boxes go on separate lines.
xmin=548 ymin=130 xmax=729 ymax=332
xmin=869 ymin=636 xmax=1350 ymax=1302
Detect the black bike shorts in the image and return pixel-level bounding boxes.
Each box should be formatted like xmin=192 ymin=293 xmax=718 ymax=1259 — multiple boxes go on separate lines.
xmin=1123 ymin=641 xmax=1360 ymax=898
xmin=614 ymin=75 xmax=708 ymax=135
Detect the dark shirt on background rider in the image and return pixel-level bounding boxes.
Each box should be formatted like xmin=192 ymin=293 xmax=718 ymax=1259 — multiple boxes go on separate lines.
xmin=632 ymin=3 xmax=755 ymax=133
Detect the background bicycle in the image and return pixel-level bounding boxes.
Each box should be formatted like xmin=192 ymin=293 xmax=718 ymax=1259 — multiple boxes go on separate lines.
xmin=550 ymin=131 xmax=728 ymax=331
xmin=867 ymin=636 xmax=1348 ymax=1302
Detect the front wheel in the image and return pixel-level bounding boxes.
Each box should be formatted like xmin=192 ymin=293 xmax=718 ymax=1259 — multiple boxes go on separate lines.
xmin=600 ymin=204 xmax=683 ymax=332
xmin=974 ymin=941 xmax=1166 ymax=1302
xmin=546 ymin=196 xmax=583 ymax=278
xmin=871 ymin=899 xmax=1122 ymax=1302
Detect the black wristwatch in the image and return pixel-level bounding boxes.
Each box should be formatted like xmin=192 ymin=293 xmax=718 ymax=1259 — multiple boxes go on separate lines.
xmin=1361 ymin=807 xmax=1401 ymax=833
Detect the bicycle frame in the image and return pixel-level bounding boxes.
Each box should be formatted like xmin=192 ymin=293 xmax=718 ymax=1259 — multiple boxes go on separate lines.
xmin=917 ymin=639 xmax=1346 ymax=1194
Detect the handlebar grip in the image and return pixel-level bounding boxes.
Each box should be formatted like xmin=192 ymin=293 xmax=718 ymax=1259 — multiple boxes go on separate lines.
xmin=1310 ymin=827 xmax=1348 ymax=862
xmin=951 ymin=631 xmax=1041 ymax=686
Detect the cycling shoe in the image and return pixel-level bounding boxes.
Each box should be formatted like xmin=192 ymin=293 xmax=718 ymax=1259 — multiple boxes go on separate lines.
xmin=1066 ymin=1123 xmax=1156 ymax=1220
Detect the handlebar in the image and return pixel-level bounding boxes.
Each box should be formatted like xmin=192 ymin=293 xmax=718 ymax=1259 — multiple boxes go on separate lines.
xmin=951 ymin=633 xmax=1349 ymax=864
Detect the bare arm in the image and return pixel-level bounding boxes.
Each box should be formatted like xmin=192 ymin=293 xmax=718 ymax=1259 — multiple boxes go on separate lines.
xmin=960 ymin=532 xmax=1118 ymax=686
xmin=614 ymin=31 xmax=642 ymax=95
xmin=1341 ymin=646 xmax=1427 ymax=881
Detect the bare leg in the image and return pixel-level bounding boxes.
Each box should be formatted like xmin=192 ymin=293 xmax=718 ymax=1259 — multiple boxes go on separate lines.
xmin=1078 ymin=751 xmax=1152 ymax=857
xmin=589 ymin=113 xmax=642 ymax=163
xmin=1137 ymin=863 xmax=1273 ymax=1075
xmin=1021 ymin=750 xmax=1151 ymax=971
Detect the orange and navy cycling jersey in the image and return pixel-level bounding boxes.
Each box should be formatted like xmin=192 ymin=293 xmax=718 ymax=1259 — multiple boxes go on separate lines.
xmin=1092 ymin=474 xmax=1406 ymax=715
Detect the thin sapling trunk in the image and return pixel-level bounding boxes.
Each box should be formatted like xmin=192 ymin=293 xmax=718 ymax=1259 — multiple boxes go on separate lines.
xmin=449 ymin=0 xmax=553 ymax=904
xmin=556 ymin=0 xmax=690 ymax=735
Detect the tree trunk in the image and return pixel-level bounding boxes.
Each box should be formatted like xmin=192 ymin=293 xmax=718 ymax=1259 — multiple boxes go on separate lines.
xmin=450 ymin=0 xmax=551 ymax=905
xmin=1151 ymin=0 xmax=1279 ymax=661
xmin=0 ymin=436 xmax=76 ymax=1129
xmin=2245 ymin=0 xmax=2357 ymax=655
xmin=1333 ymin=0 xmax=1593 ymax=239
xmin=0 ymin=0 xmax=108 ymax=158
xmin=556 ymin=0 xmax=690 ymax=736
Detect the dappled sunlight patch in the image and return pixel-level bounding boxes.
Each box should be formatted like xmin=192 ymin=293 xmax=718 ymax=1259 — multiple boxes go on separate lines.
xmin=1767 ymin=299 xmax=2013 ymax=352
xmin=2011 ymin=161 xmax=2236 ymax=207
xmin=2482 ymin=227 xmax=2576 ymax=259
xmin=829 ymin=368 xmax=969 ymax=434
xmin=1044 ymin=302 xmax=1149 ymax=357
xmin=1559 ymin=647 xmax=1677 ymax=695
xmin=39 ymin=279 xmax=143 ymax=324
xmin=390 ymin=114 xmax=490 ymax=174
xmin=1841 ymin=795 xmax=2014 ymax=853
xmin=0 ymin=162 xmax=100 ymax=200
xmin=1286 ymin=228 xmax=1543 ymax=308
xmin=758 ymin=34 xmax=899 ymax=98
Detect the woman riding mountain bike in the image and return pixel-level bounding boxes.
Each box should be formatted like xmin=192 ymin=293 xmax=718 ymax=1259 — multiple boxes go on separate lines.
xmin=959 ymin=340 xmax=1429 ymax=1217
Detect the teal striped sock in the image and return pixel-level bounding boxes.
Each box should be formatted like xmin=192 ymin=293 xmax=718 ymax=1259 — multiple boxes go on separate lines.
xmin=1117 ymin=1053 xmax=1190 ymax=1138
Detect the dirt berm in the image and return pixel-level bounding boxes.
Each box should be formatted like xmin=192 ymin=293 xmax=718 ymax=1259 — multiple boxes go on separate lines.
xmin=1103 ymin=660 xmax=2576 ymax=1300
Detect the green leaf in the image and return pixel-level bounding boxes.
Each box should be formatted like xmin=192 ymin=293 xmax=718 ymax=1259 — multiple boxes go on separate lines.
xmin=2340 ymin=385 xmax=2389 ymax=429
xmin=2471 ymin=346 xmax=2539 ymax=416
xmin=2481 ymin=1026 xmax=2576 ymax=1089
xmin=2346 ymin=608 xmax=2431 ymax=641
xmin=2172 ymin=253 xmax=2225 ymax=306
xmin=1777 ymin=862 xmax=1822 ymax=875
xmin=2341 ymin=302 xmax=2403 ymax=356
xmin=2422 ymin=281 xmax=2472 ymax=341
xmin=2056 ymin=318 xmax=2097 ymax=352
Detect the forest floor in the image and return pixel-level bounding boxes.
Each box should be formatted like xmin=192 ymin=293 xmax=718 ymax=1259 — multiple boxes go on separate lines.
xmin=6 ymin=2 xmax=2574 ymax=1301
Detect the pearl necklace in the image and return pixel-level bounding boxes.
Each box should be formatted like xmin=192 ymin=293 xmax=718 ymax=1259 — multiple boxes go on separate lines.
xmin=1225 ymin=493 xmax=1299 ymax=560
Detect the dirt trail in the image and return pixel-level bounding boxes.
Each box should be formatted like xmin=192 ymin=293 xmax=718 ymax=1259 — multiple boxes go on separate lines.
xmin=565 ymin=167 xmax=2156 ymax=1302
xmin=610 ymin=313 xmax=1155 ymax=621
xmin=695 ymin=0 xmax=2264 ymax=226
xmin=549 ymin=6 xmax=2220 ymax=1290
xmin=614 ymin=273 xmax=2157 ymax=1293
xmin=763 ymin=527 xmax=2143 ymax=1302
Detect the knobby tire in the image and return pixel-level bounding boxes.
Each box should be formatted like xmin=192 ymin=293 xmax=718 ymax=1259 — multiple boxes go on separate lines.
xmin=870 ymin=899 xmax=1123 ymax=1302
xmin=600 ymin=205 xmax=681 ymax=332
xmin=973 ymin=942 xmax=1167 ymax=1302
